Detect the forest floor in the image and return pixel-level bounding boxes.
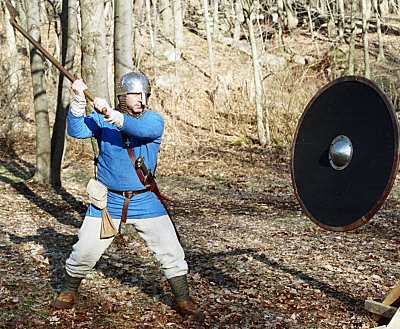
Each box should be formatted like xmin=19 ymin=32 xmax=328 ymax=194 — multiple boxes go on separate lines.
xmin=0 ymin=138 xmax=399 ymax=329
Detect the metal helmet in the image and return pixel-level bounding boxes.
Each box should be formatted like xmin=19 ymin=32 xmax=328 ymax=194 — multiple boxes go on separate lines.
xmin=116 ymin=72 xmax=151 ymax=105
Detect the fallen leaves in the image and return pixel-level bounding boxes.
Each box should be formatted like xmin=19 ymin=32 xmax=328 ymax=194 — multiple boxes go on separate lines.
xmin=0 ymin=143 xmax=398 ymax=328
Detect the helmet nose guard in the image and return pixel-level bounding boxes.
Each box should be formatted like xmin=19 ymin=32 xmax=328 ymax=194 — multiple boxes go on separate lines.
xmin=116 ymin=72 xmax=151 ymax=105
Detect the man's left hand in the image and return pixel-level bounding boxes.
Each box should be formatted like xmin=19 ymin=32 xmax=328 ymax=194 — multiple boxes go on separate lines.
xmin=105 ymin=109 xmax=124 ymax=128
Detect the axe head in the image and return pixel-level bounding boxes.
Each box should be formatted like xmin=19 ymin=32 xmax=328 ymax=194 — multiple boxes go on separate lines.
xmin=4 ymin=0 xmax=18 ymax=23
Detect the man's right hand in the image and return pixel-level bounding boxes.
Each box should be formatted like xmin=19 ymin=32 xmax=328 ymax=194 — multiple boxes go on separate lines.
xmin=71 ymin=79 xmax=88 ymax=97
xmin=70 ymin=79 xmax=88 ymax=117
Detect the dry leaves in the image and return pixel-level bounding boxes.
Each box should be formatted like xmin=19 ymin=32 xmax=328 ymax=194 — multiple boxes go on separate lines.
xmin=0 ymin=142 xmax=398 ymax=328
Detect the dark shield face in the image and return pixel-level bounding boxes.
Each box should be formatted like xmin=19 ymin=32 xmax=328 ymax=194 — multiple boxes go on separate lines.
xmin=291 ymin=76 xmax=399 ymax=231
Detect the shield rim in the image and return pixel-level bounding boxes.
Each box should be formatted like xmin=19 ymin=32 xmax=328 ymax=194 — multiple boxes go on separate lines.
xmin=291 ymin=75 xmax=400 ymax=232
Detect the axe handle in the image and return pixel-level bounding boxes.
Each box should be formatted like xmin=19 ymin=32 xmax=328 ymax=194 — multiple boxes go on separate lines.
xmin=10 ymin=19 xmax=107 ymax=115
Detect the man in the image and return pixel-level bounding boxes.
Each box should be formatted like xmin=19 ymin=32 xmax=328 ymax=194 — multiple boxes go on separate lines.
xmin=52 ymin=72 xmax=203 ymax=321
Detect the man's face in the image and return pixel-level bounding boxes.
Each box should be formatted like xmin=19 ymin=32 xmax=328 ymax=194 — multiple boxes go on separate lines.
xmin=126 ymin=93 xmax=144 ymax=113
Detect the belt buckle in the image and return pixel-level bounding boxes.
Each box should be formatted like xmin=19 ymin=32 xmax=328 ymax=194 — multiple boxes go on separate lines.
xmin=122 ymin=191 xmax=131 ymax=198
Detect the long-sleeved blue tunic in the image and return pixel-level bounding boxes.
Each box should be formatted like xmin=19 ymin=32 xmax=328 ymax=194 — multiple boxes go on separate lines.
xmin=67 ymin=110 xmax=167 ymax=219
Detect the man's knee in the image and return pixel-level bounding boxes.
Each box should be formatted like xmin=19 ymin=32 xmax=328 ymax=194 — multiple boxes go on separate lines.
xmin=163 ymin=261 xmax=188 ymax=279
xmin=159 ymin=247 xmax=188 ymax=279
xmin=65 ymin=250 xmax=100 ymax=277
xmin=73 ymin=250 xmax=100 ymax=265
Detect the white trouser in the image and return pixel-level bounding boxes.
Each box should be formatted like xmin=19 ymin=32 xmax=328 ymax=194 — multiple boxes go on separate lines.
xmin=65 ymin=215 xmax=188 ymax=279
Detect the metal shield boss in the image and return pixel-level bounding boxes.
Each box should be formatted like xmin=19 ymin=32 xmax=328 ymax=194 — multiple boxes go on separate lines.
xmin=291 ymin=76 xmax=399 ymax=231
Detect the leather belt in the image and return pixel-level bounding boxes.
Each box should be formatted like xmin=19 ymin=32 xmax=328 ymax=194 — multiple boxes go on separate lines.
xmin=109 ymin=189 xmax=148 ymax=198
xmin=108 ymin=189 xmax=148 ymax=225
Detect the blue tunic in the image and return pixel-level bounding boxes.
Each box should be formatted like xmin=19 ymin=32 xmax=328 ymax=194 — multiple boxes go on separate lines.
xmin=67 ymin=110 xmax=167 ymax=219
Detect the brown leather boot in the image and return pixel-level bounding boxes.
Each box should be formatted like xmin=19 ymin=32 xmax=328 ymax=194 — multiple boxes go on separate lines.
xmin=168 ymin=275 xmax=204 ymax=322
xmin=52 ymin=272 xmax=82 ymax=310
xmin=52 ymin=291 xmax=77 ymax=310
xmin=176 ymin=298 xmax=204 ymax=322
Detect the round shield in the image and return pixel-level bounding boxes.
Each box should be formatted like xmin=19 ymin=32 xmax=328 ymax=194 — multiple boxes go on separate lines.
xmin=291 ymin=76 xmax=399 ymax=231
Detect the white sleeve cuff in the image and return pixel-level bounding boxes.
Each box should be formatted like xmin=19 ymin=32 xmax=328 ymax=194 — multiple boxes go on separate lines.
xmin=70 ymin=94 xmax=87 ymax=117
xmin=105 ymin=109 xmax=124 ymax=128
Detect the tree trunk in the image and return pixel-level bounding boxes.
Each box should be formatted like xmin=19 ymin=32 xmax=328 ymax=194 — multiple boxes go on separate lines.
xmin=388 ymin=0 xmax=395 ymax=12
xmin=173 ymin=0 xmax=184 ymax=52
xmin=80 ymin=0 xmax=110 ymax=157
xmin=133 ymin=0 xmax=145 ymax=69
xmin=104 ymin=1 xmax=114 ymax=105
xmin=114 ymin=0 xmax=134 ymax=105
xmin=284 ymin=0 xmax=298 ymax=30
xmin=160 ymin=0 xmax=173 ymax=40
xmin=25 ymin=0 xmax=51 ymax=184
xmin=361 ymin=0 xmax=370 ymax=78
xmin=338 ymin=0 xmax=345 ymax=41
xmin=319 ymin=0 xmax=327 ymax=14
xmin=2 ymin=0 xmax=21 ymax=141
xmin=277 ymin=0 xmax=285 ymax=48
xmin=245 ymin=9 xmax=269 ymax=146
xmin=3 ymin=1 xmax=20 ymax=91
xmin=394 ymin=0 xmax=400 ymax=14
xmin=348 ymin=0 xmax=356 ymax=75
xmin=306 ymin=4 xmax=314 ymax=40
xmin=212 ymin=0 xmax=219 ymax=40
xmin=373 ymin=0 xmax=385 ymax=61
xmin=145 ymin=0 xmax=155 ymax=56
xmin=202 ymin=0 xmax=215 ymax=80
xmin=380 ymin=0 xmax=389 ymax=16
xmin=153 ymin=0 xmax=159 ymax=53
xmin=51 ymin=0 xmax=79 ymax=187
xmin=233 ymin=0 xmax=243 ymax=46
xmin=366 ymin=0 xmax=372 ymax=19
xmin=80 ymin=0 xmax=110 ymax=102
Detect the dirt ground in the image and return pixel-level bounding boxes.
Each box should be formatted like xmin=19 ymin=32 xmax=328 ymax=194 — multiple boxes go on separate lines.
xmin=0 ymin=138 xmax=398 ymax=329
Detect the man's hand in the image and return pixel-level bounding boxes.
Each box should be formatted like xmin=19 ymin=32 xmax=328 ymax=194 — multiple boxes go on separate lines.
xmin=71 ymin=79 xmax=87 ymax=97
xmin=104 ymin=108 xmax=124 ymax=128
xmin=93 ymin=97 xmax=112 ymax=116
xmin=93 ymin=97 xmax=123 ymax=127
xmin=70 ymin=79 xmax=87 ymax=117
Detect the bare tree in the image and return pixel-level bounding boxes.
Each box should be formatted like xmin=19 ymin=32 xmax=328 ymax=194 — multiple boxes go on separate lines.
xmin=1 ymin=0 xmax=21 ymax=141
xmin=80 ymin=0 xmax=110 ymax=101
xmin=348 ymin=0 xmax=357 ymax=75
xmin=51 ymin=0 xmax=79 ymax=187
xmin=202 ymin=0 xmax=215 ymax=80
xmin=80 ymin=0 xmax=110 ymax=157
xmin=145 ymin=0 xmax=155 ymax=55
xmin=212 ymin=0 xmax=219 ymax=40
xmin=306 ymin=3 xmax=314 ymax=40
xmin=160 ymin=0 xmax=173 ymax=40
xmin=276 ymin=0 xmax=285 ymax=48
xmin=242 ymin=0 xmax=270 ymax=146
xmin=133 ymin=0 xmax=145 ymax=69
xmin=233 ymin=0 xmax=244 ymax=46
xmin=361 ymin=0 xmax=370 ymax=78
xmin=173 ymin=0 xmax=184 ymax=53
xmin=114 ymin=0 xmax=133 ymax=104
xmin=337 ymin=0 xmax=345 ymax=41
xmin=25 ymin=0 xmax=51 ymax=184
xmin=285 ymin=0 xmax=298 ymax=30
xmin=153 ymin=0 xmax=159 ymax=53
xmin=2 ymin=1 xmax=20 ymax=92
xmin=104 ymin=1 xmax=114 ymax=104
xmin=392 ymin=0 xmax=400 ymax=14
xmin=319 ymin=0 xmax=328 ymax=14
xmin=372 ymin=0 xmax=385 ymax=61
xmin=380 ymin=0 xmax=389 ymax=16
